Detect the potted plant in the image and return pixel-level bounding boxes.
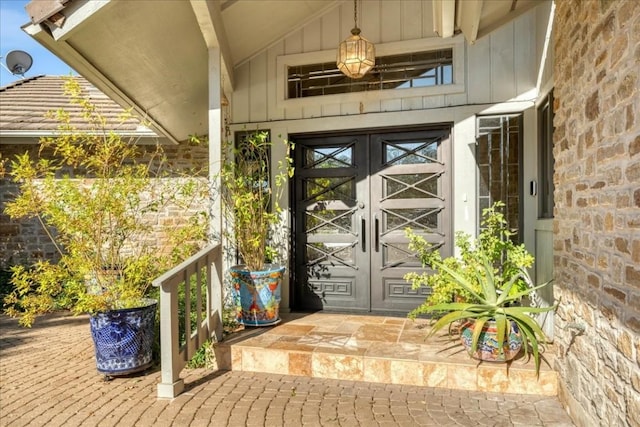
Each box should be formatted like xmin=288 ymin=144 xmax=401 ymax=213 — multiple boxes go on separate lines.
xmin=219 ymin=130 xmax=293 ymax=326
xmin=3 ymin=77 xmax=208 ymax=376
xmin=405 ymin=202 xmax=555 ymax=374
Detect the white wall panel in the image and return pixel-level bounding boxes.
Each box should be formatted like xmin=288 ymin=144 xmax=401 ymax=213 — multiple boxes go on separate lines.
xmin=322 ymin=6 xmax=341 ymax=51
xmin=444 ymin=93 xmax=468 ymax=107
xmin=380 ymin=99 xmax=402 ymax=112
xmin=361 ymin=0 xmax=382 ymax=44
xmin=381 ymin=0 xmax=401 ymax=43
xmin=322 ymin=103 xmax=342 ymax=117
xmin=402 ymin=97 xmax=424 ymax=110
xmin=231 ymin=2 xmax=545 ymax=127
xmin=423 ymin=95 xmax=445 ymax=109
xmin=284 ymin=30 xmax=303 ymax=55
xmin=467 ymin=36 xmax=491 ymax=104
xmin=267 ymin=43 xmax=285 ymax=121
xmin=402 ymin=1 xmax=424 ymax=40
xmin=249 ymin=51 xmax=268 ymax=123
xmin=421 ymin=1 xmax=436 ymax=38
xmin=361 ymin=100 xmax=381 ymax=114
xmin=303 ymin=19 xmax=322 ymax=53
xmin=340 ymin=101 xmax=361 ymax=116
xmin=514 ymin=14 xmax=536 ymax=96
xmin=490 ymin=22 xmax=517 ymax=102
xmin=303 ymin=104 xmax=322 ymax=119
xmin=232 ymin=62 xmax=250 ymax=124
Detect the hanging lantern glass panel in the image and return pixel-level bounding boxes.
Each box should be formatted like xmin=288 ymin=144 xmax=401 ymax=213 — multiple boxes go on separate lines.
xmin=337 ymin=28 xmax=375 ymax=79
xmin=336 ymin=0 xmax=375 ymax=79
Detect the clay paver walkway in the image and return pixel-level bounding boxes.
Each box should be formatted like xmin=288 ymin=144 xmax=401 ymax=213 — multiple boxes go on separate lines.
xmin=0 ymin=312 xmax=575 ymax=426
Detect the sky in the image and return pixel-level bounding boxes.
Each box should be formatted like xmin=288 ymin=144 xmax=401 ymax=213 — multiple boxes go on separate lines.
xmin=0 ymin=0 xmax=76 ymax=87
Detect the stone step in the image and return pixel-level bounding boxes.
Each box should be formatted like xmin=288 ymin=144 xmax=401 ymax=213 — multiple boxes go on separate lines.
xmin=214 ymin=313 xmax=558 ymax=396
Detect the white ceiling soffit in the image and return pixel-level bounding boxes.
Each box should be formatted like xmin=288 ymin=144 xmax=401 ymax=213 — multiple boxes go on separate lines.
xmin=434 ymin=0 xmax=543 ymax=44
xmin=220 ymin=0 xmax=338 ymax=67
xmin=22 ymin=0 xmax=338 ymax=142
xmin=23 ymin=0 xmax=210 ymax=143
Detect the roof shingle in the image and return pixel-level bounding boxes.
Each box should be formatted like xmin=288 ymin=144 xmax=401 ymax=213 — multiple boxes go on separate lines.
xmin=0 ymin=75 xmax=145 ymax=133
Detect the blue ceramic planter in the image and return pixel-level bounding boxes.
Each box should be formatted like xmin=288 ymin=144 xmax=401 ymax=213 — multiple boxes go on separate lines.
xmin=230 ymin=265 xmax=284 ymax=327
xmin=89 ymin=298 xmax=157 ymax=375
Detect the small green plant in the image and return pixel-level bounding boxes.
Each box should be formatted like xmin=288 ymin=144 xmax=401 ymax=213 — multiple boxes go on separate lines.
xmin=405 ymin=202 xmax=555 ymax=374
xmin=218 ymin=131 xmax=293 ymax=271
xmin=186 ymin=340 xmax=215 ymax=369
xmin=3 ymin=77 xmax=209 ymax=326
xmin=405 ymin=202 xmax=534 ymax=305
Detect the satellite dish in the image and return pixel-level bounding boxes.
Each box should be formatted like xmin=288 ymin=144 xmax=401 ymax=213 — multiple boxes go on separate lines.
xmin=5 ymin=50 xmax=33 ymax=77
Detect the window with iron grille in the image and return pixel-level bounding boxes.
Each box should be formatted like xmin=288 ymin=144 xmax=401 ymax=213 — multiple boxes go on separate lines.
xmin=287 ymin=48 xmax=453 ymax=99
xmin=476 ymin=114 xmax=523 ymax=242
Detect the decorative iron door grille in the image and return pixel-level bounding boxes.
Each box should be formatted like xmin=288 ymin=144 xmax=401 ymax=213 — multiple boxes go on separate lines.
xmin=292 ymin=128 xmax=451 ymax=313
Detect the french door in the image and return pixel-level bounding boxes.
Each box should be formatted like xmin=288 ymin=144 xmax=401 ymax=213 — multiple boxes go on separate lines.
xmin=292 ymin=127 xmax=452 ymax=313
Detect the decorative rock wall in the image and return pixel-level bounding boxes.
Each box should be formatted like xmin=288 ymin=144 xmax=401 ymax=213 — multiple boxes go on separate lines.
xmin=0 ymin=141 xmax=209 ymax=270
xmin=552 ymin=1 xmax=640 ymax=426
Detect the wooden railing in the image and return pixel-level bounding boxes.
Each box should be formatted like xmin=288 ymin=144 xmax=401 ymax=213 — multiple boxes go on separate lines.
xmin=153 ymin=243 xmax=223 ymax=399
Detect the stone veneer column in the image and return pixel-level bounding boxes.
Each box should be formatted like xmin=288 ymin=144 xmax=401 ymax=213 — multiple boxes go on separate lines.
xmin=552 ymin=0 xmax=639 ymax=425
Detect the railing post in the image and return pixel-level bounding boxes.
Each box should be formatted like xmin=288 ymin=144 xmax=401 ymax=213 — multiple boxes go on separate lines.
xmin=157 ymin=281 xmax=184 ymax=399
xmin=211 ymin=246 xmax=223 ymax=342
xmin=154 ymin=243 xmax=222 ymax=399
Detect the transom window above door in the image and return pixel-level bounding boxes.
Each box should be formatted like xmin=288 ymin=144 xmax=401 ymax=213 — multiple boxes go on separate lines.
xmin=287 ymin=48 xmax=453 ymax=99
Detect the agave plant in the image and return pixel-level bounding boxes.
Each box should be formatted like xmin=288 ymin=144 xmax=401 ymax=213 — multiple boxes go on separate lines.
xmin=410 ymin=251 xmax=555 ymax=374
xmin=406 ymin=202 xmax=557 ymax=374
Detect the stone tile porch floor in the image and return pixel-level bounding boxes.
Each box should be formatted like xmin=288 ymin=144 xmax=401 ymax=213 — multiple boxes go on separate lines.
xmin=217 ymin=312 xmax=558 ymax=397
xmin=0 ymin=311 xmax=575 ymax=426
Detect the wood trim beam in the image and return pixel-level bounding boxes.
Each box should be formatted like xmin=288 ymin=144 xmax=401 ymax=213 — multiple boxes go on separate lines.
xmin=38 ymin=0 xmax=112 ymax=42
xmin=475 ymin=1 xmax=539 ymax=41
xmin=456 ymin=0 xmax=484 ymax=44
xmin=189 ymin=0 xmax=235 ymax=92
xmin=25 ymin=0 xmax=66 ymax=25
xmin=432 ymin=0 xmax=456 ymax=38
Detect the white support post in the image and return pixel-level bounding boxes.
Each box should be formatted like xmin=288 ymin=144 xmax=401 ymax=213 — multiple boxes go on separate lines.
xmin=208 ymin=46 xmax=224 ymax=342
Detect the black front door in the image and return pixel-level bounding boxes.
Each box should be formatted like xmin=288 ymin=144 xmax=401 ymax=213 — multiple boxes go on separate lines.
xmin=292 ymin=127 xmax=451 ymax=313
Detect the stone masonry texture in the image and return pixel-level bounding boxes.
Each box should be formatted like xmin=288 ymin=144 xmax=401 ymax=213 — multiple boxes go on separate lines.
xmin=0 ymin=141 xmax=209 ymax=269
xmin=552 ymin=0 xmax=640 ymax=426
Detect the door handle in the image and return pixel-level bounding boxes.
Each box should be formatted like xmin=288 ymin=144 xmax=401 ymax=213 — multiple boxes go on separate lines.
xmin=374 ymin=214 xmax=380 ymax=252
xmin=360 ymin=216 xmax=366 ymax=252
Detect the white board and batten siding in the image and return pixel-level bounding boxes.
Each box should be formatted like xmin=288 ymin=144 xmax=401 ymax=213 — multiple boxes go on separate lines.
xmin=231 ymin=0 xmax=546 ymax=125
xmin=230 ymin=1 xmax=553 ymax=276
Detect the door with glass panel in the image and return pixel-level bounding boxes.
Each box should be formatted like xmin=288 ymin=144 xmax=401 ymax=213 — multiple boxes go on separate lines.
xmin=293 ymin=128 xmax=451 ymax=313
xmin=369 ymin=129 xmax=451 ymax=312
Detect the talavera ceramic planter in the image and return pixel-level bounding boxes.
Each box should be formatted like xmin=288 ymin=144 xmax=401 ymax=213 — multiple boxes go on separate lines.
xmin=460 ymin=320 xmax=523 ymax=362
xmin=89 ymin=298 xmax=157 ymax=375
xmin=230 ymin=265 xmax=284 ymax=326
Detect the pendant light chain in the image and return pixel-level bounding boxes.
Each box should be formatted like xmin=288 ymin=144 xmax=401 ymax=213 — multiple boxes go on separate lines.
xmin=353 ymin=0 xmax=358 ymax=29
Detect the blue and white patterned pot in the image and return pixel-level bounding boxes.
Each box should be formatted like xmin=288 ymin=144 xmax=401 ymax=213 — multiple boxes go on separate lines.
xmin=230 ymin=265 xmax=284 ymax=327
xmin=460 ymin=320 xmax=523 ymax=362
xmin=89 ymin=298 xmax=157 ymax=375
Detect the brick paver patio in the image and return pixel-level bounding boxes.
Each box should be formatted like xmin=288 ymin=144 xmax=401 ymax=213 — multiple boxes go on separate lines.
xmin=0 ymin=312 xmax=575 ymax=426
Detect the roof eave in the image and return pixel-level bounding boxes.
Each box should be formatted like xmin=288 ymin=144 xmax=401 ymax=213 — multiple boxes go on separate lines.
xmin=22 ymin=2 xmax=182 ymax=144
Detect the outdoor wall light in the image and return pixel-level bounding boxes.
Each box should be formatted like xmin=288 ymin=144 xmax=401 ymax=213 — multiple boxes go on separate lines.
xmin=336 ymin=0 xmax=375 ymax=79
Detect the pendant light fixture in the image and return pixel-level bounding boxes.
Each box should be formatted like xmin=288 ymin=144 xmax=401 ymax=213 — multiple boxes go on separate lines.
xmin=336 ymin=0 xmax=375 ymax=79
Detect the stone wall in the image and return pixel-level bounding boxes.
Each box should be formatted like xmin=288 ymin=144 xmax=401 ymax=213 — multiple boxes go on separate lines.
xmin=0 ymin=141 xmax=210 ymax=270
xmin=552 ymin=1 xmax=640 ymax=426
